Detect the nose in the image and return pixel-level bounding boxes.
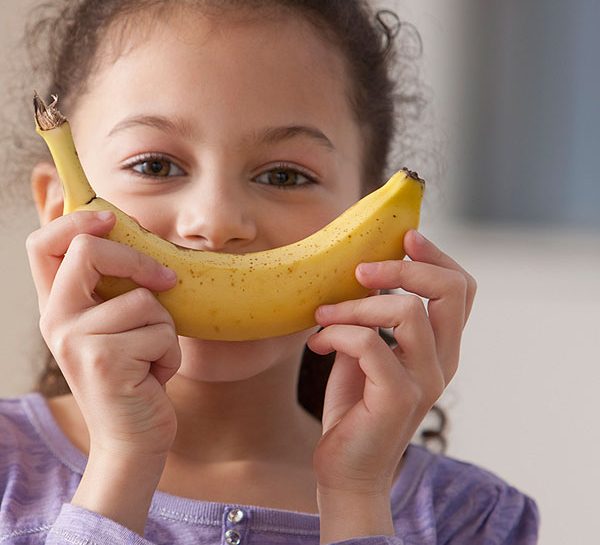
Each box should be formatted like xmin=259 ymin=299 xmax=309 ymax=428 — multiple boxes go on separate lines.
xmin=175 ymin=174 xmax=257 ymax=251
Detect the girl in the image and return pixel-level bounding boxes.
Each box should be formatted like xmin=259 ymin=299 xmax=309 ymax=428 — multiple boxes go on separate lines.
xmin=1 ymin=1 xmax=539 ymax=543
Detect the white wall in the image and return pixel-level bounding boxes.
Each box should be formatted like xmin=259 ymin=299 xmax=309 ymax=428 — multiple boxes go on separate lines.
xmin=0 ymin=0 xmax=44 ymax=396
xmin=1 ymin=1 xmax=599 ymax=544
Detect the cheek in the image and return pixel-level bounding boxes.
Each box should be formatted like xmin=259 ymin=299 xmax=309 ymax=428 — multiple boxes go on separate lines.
xmin=300 ymin=203 xmax=358 ymax=240
xmin=137 ymin=206 xmax=173 ymax=236
xmin=262 ymin=195 xmax=354 ymax=248
xmin=265 ymin=216 xmax=315 ymax=248
xmin=106 ymin=194 xmax=173 ymax=237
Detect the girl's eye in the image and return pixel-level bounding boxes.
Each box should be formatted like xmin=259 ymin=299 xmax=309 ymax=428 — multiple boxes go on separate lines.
xmin=254 ymin=165 xmax=317 ymax=189
xmin=125 ymin=153 xmax=186 ymax=179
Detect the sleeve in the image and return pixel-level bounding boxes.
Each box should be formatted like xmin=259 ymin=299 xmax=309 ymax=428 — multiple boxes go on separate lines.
xmin=439 ymin=482 xmax=540 ymax=545
xmin=46 ymin=503 xmax=156 ymax=545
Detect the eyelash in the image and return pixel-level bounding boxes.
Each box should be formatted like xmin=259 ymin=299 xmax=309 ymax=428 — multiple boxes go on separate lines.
xmin=255 ymin=163 xmax=318 ymax=190
xmin=123 ymin=152 xmax=185 ymax=180
xmin=123 ymin=152 xmax=318 ymax=190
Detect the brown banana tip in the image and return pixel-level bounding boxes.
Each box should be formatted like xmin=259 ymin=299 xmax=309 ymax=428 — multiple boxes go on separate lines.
xmin=401 ymin=167 xmax=425 ymax=184
xmin=33 ymin=91 xmax=66 ymax=130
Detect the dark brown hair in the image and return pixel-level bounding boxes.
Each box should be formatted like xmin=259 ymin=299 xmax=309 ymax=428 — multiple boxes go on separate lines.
xmin=6 ymin=0 xmax=446 ymax=452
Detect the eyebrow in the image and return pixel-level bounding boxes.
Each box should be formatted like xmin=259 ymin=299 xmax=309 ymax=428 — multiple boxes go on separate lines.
xmin=106 ymin=114 xmax=335 ymax=151
xmin=107 ymin=114 xmax=196 ymax=140
xmin=255 ymin=125 xmax=335 ymax=151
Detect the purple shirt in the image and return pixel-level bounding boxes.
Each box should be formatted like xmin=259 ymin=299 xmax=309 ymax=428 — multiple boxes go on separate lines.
xmin=0 ymin=394 xmax=539 ymax=544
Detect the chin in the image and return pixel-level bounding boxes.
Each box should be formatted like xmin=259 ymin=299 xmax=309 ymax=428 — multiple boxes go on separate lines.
xmin=175 ymin=326 xmax=319 ymax=381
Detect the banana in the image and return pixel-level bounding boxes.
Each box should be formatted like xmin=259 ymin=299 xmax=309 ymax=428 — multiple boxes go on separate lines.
xmin=33 ymin=92 xmax=425 ymax=341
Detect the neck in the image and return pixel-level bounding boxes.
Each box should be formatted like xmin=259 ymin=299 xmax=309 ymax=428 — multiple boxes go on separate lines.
xmin=165 ymin=338 xmax=322 ymax=465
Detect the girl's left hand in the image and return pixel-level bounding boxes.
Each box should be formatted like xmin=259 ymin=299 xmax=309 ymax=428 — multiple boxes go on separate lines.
xmin=307 ymin=229 xmax=477 ymax=497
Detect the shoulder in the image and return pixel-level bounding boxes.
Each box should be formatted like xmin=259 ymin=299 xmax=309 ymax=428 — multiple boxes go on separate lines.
xmin=0 ymin=395 xmax=38 ymax=452
xmin=0 ymin=393 xmax=77 ymax=493
xmin=392 ymin=444 xmax=540 ymax=544
xmin=0 ymin=393 xmax=82 ymax=468
xmin=0 ymin=394 xmax=79 ymax=534
xmin=0 ymin=395 xmax=46 ymax=484
xmin=0 ymin=395 xmax=41 ymax=511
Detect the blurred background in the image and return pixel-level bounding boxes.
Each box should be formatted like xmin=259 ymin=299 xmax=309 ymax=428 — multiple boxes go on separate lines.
xmin=1 ymin=1 xmax=599 ymax=543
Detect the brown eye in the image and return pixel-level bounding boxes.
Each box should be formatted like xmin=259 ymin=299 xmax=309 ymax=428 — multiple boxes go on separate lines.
xmin=128 ymin=153 xmax=186 ymax=178
xmin=142 ymin=159 xmax=170 ymax=176
xmin=255 ymin=166 xmax=316 ymax=189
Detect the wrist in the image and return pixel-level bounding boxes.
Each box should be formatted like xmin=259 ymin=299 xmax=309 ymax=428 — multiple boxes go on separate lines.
xmin=317 ymin=487 xmax=394 ymax=545
xmin=72 ymin=448 xmax=167 ymax=536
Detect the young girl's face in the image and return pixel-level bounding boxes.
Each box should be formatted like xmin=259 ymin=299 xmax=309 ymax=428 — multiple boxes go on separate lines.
xmin=60 ymin=7 xmax=367 ymax=379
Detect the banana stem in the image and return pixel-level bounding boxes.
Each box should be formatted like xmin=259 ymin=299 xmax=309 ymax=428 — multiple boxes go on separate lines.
xmin=33 ymin=91 xmax=96 ymax=211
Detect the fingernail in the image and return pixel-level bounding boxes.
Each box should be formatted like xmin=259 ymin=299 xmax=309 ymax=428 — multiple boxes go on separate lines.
xmin=96 ymin=211 xmax=114 ymax=222
xmin=358 ymin=262 xmax=379 ymax=276
xmin=412 ymin=230 xmax=426 ymax=244
xmin=317 ymin=305 xmax=333 ymax=318
xmin=161 ymin=266 xmax=177 ymax=281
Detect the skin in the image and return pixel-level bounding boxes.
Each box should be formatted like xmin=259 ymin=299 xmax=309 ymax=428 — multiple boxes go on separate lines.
xmin=27 ymin=7 xmax=476 ymax=543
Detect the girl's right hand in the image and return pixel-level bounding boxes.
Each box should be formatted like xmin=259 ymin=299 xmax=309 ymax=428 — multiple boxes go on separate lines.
xmin=26 ymin=210 xmax=181 ymax=460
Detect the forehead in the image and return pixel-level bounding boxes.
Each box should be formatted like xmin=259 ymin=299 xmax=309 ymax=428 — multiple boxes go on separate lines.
xmin=83 ymin=6 xmax=356 ymax=132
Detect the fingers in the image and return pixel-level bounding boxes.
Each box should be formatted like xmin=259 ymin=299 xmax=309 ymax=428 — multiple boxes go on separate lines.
xmin=48 ymin=230 xmax=177 ymax=318
xmin=27 ymin=210 xmax=177 ymax=317
xmin=308 ymin=325 xmax=415 ymax=418
xmin=110 ymin=324 xmax=181 ymax=386
xmin=353 ymin=259 xmax=466 ymax=375
xmin=57 ymin=324 xmax=181 ymax=401
xmin=315 ymin=294 xmax=445 ymax=388
xmin=404 ymin=229 xmax=477 ymax=321
xmin=26 ymin=210 xmax=116 ymax=313
xmin=79 ymin=289 xmax=182 ymax=382
xmin=80 ymin=287 xmax=175 ymax=334
xmin=316 ymin=232 xmax=476 ymax=388
xmin=50 ymin=300 xmax=181 ymax=391
xmin=308 ymin=324 xmax=442 ymax=439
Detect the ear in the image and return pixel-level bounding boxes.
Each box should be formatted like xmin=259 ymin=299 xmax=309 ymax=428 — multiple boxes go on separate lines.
xmin=31 ymin=161 xmax=64 ymax=226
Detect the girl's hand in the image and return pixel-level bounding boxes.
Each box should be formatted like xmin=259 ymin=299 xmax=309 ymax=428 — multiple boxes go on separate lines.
xmin=26 ymin=210 xmax=180 ymax=533
xmin=307 ymin=230 xmax=476 ymax=539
